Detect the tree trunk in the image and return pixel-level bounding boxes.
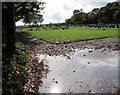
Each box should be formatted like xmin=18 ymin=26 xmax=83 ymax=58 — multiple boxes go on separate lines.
xmin=4 ymin=3 xmax=16 ymax=55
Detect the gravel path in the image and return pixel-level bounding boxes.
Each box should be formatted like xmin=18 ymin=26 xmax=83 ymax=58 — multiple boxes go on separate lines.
xmin=16 ymin=31 xmax=120 ymax=56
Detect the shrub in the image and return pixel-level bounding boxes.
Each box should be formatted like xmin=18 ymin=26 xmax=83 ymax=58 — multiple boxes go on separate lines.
xmin=2 ymin=42 xmax=28 ymax=95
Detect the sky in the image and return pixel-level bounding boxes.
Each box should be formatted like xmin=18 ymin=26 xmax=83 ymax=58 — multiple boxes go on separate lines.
xmin=16 ymin=0 xmax=116 ymax=26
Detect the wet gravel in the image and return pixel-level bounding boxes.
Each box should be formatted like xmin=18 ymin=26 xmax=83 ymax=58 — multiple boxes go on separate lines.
xmin=17 ymin=31 xmax=120 ymax=56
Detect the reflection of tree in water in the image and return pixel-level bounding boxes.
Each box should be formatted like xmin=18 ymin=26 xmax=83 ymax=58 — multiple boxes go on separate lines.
xmin=25 ymin=47 xmax=49 ymax=94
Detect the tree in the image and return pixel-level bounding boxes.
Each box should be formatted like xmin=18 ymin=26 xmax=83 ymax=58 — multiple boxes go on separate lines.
xmin=66 ymin=1 xmax=120 ymax=24
xmin=79 ymin=8 xmax=84 ymax=13
xmin=65 ymin=19 xmax=72 ymax=24
xmin=23 ymin=13 xmax=35 ymax=26
xmin=2 ymin=2 xmax=45 ymax=55
xmin=73 ymin=9 xmax=80 ymax=15
xmin=23 ymin=14 xmax=44 ymax=28
xmin=69 ymin=8 xmax=85 ymax=24
xmin=3 ymin=3 xmax=16 ymax=55
xmin=32 ymin=14 xmax=44 ymax=27
xmin=98 ymin=17 xmax=109 ymax=23
xmin=113 ymin=9 xmax=120 ymax=23
xmin=87 ymin=8 xmax=100 ymax=24
xmin=98 ymin=1 xmax=120 ymax=23
xmin=15 ymin=2 xmax=45 ymax=22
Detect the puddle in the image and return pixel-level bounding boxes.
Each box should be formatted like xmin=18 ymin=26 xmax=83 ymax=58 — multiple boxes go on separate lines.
xmin=38 ymin=48 xmax=119 ymax=93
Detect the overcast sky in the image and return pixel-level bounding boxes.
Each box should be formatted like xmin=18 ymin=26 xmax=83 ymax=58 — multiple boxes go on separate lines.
xmin=16 ymin=0 xmax=116 ymax=25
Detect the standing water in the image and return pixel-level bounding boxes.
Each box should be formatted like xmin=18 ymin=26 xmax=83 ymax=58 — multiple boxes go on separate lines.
xmin=38 ymin=48 xmax=119 ymax=93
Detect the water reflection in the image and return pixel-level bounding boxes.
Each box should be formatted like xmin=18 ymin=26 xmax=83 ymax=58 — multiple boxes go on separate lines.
xmin=25 ymin=48 xmax=50 ymax=94
xmin=38 ymin=48 xmax=119 ymax=93
xmin=50 ymin=86 xmax=61 ymax=93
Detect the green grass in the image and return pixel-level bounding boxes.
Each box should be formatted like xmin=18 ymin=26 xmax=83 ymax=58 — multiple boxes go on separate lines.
xmin=21 ymin=26 xmax=120 ymax=42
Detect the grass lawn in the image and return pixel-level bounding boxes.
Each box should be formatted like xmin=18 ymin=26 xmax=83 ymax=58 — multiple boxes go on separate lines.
xmin=21 ymin=26 xmax=120 ymax=42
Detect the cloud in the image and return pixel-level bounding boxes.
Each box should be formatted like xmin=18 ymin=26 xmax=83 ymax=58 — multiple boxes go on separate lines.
xmin=63 ymin=4 xmax=71 ymax=11
xmin=16 ymin=0 xmax=117 ymax=25
xmin=89 ymin=2 xmax=109 ymax=7
xmin=52 ymin=12 xmax=62 ymax=21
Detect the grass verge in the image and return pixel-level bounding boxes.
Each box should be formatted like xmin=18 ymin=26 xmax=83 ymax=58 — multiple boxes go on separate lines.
xmin=21 ymin=27 xmax=120 ymax=42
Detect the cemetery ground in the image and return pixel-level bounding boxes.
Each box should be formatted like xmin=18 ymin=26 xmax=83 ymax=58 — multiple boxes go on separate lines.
xmin=15 ymin=26 xmax=120 ymax=94
xmin=21 ymin=26 xmax=120 ymax=43
xmin=2 ymin=1 xmax=120 ymax=94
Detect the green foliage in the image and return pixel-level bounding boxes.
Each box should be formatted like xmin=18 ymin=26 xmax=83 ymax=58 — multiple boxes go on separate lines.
xmin=73 ymin=9 xmax=80 ymax=15
xmin=66 ymin=1 xmax=120 ymax=24
xmin=2 ymin=2 xmax=45 ymax=55
xmin=68 ymin=8 xmax=86 ymax=24
xmin=33 ymin=14 xmax=44 ymax=25
xmin=2 ymin=43 xmax=28 ymax=95
xmin=21 ymin=26 xmax=119 ymax=42
xmin=23 ymin=12 xmax=44 ymax=26
xmin=98 ymin=17 xmax=109 ymax=23
xmin=23 ymin=13 xmax=35 ymax=25
xmin=14 ymin=2 xmax=45 ymax=22
xmin=2 ymin=2 xmax=45 ymax=22
xmin=113 ymin=9 xmax=120 ymax=23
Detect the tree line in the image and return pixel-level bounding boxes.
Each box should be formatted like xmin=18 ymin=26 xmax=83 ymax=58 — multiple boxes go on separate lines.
xmin=65 ymin=1 xmax=120 ymax=25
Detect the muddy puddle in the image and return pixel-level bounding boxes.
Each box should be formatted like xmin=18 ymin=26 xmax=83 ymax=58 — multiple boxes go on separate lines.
xmin=37 ymin=48 xmax=119 ymax=93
